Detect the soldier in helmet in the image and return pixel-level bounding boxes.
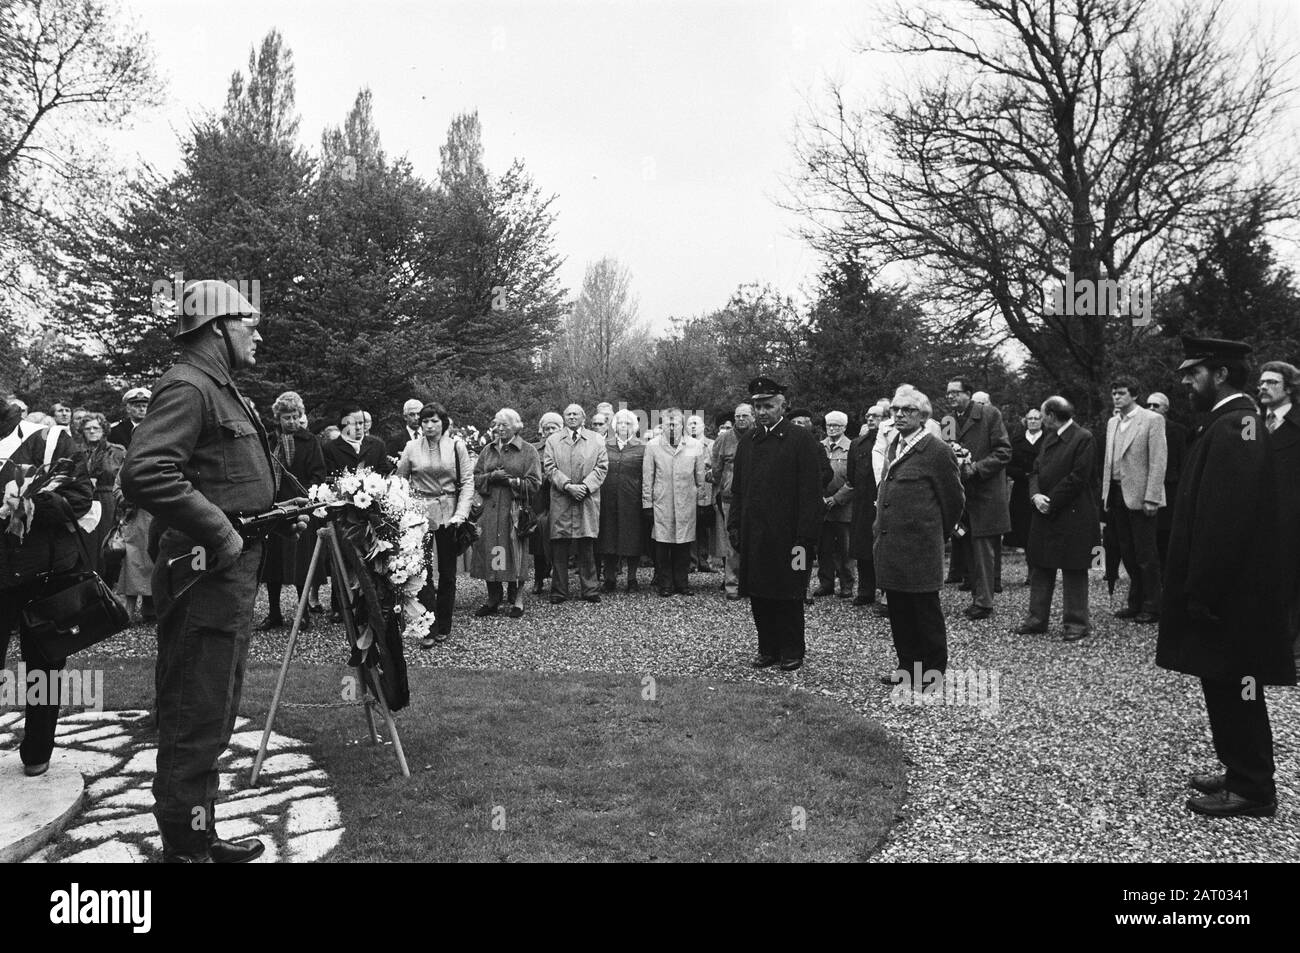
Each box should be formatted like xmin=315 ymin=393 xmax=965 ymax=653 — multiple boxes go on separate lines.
xmin=121 ymin=279 xmax=306 ymax=862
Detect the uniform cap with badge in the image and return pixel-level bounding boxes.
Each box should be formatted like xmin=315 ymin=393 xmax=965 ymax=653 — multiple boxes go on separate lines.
xmin=1176 ymin=335 xmax=1253 ymax=371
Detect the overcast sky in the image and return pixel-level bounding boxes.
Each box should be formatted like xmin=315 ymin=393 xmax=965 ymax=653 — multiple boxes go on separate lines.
xmin=108 ymin=0 xmax=1299 ymax=335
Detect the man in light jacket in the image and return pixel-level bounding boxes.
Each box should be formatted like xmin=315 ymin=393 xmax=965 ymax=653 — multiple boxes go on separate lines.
xmin=644 ymin=409 xmax=709 ymax=596
xmin=543 ymin=403 xmax=609 ymax=603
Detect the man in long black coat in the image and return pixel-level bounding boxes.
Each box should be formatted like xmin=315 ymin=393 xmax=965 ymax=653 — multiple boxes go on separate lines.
xmin=1157 ymin=337 xmax=1296 ymax=818
xmin=1014 ymin=397 xmax=1097 ymax=641
xmin=727 ymin=378 xmax=825 ymax=672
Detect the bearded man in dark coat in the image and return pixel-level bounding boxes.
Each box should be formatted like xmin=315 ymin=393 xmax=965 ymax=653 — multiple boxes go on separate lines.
xmin=727 ymin=378 xmax=825 ymax=672
xmin=1157 ymin=336 xmax=1296 ymax=818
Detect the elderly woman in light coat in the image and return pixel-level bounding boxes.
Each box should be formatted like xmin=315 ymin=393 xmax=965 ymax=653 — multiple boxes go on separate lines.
xmin=642 ymin=408 xmax=709 ymax=596
xmin=472 ymin=408 xmax=542 ymax=618
xmin=397 ymin=402 xmax=474 ymax=646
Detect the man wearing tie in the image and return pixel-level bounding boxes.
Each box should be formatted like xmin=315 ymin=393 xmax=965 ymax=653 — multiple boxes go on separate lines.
xmin=1258 ymin=362 xmax=1300 ymax=652
xmin=1101 ymin=378 xmax=1167 ymax=623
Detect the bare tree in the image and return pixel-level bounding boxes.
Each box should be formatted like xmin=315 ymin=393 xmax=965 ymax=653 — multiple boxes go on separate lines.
xmin=553 ymin=257 xmax=649 ymax=399
xmin=0 ymin=0 xmax=159 ymax=310
xmin=789 ymin=0 xmax=1294 ymax=412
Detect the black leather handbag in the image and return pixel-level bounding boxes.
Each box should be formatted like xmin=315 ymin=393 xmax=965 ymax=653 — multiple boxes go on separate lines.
xmin=21 ymin=521 xmax=130 ymax=660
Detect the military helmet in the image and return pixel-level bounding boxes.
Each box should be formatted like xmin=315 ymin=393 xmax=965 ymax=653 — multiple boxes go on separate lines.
xmin=171 ymin=280 xmax=260 ymax=338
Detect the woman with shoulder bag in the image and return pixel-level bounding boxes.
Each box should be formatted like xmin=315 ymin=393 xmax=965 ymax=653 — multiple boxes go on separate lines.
xmin=471 ymin=409 xmax=542 ymax=618
xmin=396 ymin=402 xmax=473 ymax=647
xmin=1 ymin=405 xmax=95 ymax=777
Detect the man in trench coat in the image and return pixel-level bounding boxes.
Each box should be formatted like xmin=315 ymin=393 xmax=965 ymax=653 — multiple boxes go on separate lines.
xmin=727 ymin=378 xmax=825 ymax=672
xmin=543 ymin=403 xmax=608 ymax=603
xmin=1157 ymin=336 xmax=1296 ymax=818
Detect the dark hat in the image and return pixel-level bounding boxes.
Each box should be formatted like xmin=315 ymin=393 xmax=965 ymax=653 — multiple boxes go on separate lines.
xmin=748 ymin=376 xmax=785 ymax=399
xmin=787 ymin=408 xmax=812 ymax=421
xmin=171 ymin=280 xmax=260 ymax=338
xmin=1177 ymin=335 xmax=1253 ymax=372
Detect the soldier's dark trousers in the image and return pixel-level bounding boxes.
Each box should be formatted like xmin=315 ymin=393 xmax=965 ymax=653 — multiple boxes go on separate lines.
xmin=1202 ymin=679 xmax=1275 ymax=802
xmin=884 ymin=590 xmax=947 ymax=675
xmin=550 ymin=537 xmax=597 ymax=599
xmin=600 ymin=555 xmax=639 ymax=586
xmin=653 ymin=541 xmax=691 ymax=592
xmin=750 ymin=596 xmax=805 ymax=663
xmin=1108 ymin=484 xmax=1162 ymax=614
xmin=152 ymin=532 xmax=262 ymax=854
xmin=1 ymin=579 xmax=66 ymax=768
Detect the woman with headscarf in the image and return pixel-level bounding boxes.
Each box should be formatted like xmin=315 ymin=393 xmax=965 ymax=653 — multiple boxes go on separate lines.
xmin=597 ymin=408 xmax=646 ymax=591
xmin=529 ymin=412 xmax=563 ymax=594
xmin=471 ymin=409 xmax=542 ymax=617
xmin=396 ymin=402 xmax=473 ymax=646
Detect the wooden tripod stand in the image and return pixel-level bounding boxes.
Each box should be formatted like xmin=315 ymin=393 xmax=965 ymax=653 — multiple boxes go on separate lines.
xmin=250 ymin=523 xmax=411 ymax=786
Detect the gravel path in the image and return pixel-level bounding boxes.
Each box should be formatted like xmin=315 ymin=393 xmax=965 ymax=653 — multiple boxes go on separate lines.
xmin=94 ymin=550 xmax=1298 ymax=862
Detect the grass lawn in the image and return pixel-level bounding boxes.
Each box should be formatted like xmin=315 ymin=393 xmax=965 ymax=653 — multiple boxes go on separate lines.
xmin=76 ymin=653 xmax=906 ymax=862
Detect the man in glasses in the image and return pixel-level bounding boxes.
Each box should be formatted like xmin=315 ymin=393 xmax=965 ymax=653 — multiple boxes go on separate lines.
xmin=123 ymin=280 xmax=305 ymax=862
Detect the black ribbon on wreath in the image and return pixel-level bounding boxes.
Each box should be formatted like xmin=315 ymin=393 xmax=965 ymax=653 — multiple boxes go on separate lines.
xmin=336 ymin=519 xmax=411 ymax=712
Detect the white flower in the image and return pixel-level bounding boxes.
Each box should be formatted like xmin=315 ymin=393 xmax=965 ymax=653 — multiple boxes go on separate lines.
xmin=338 ymin=475 xmax=361 ymax=496
xmin=362 ymin=472 xmax=387 ymax=497
xmin=353 ymin=491 xmax=373 ymax=509
xmin=375 ymin=539 xmax=394 ymax=553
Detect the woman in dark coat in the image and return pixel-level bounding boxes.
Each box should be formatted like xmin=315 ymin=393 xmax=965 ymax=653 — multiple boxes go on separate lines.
xmin=529 ymin=413 xmax=563 ymax=593
xmin=833 ymin=425 xmax=878 ymax=605
xmin=1 ymin=406 xmax=94 ymax=776
xmin=874 ymin=388 xmax=965 ymax=679
xmin=1005 ymin=409 xmax=1045 ymax=554
xmin=76 ymin=412 xmax=125 ymax=575
xmin=471 ymin=408 xmax=542 ymax=617
xmin=597 ymin=409 xmax=646 ymax=591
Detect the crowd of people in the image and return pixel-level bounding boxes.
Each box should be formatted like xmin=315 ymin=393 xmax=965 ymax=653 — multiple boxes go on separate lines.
xmin=4 ymin=290 xmax=1298 ymax=854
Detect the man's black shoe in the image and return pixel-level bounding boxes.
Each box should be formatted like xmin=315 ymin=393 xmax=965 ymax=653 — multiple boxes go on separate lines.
xmin=779 ymin=658 xmax=803 ymax=672
xmin=750 ymin=654 xmax=779 ymax=668
xmin=474 ymin=604 xmax=500 ymax=617
xmin=1114 ymin=607 xmax=1141 ymax=619
xmin=812 ymin=587 xmax=835 ymax=597
xmin=836 ymin=589 xmax=853 ymax=598
xmin=963 ymin=605 xmax=992 ymax=621
xmin=1134 ymin=612 xmax=1159 ymax=624
xmin=1186 ymin=790 xmax=1276 ymax=818
xmin=583 ymin=594 xmax=601 ymax=603
xmin=1013 ymin=623 xmax=1047 ymax=635
xmin=549 ymin=595 xmax=567 ymax=605
xmin=675 ymin=587 xmax=694 ymax=596
xmin=531 ymin=581 xmax=545 ymax=595
xmin=852 ymin=593 xmax=874 ymax=606
xmin=329 ymin=609 xmax=343 ymax=622
xmin=628 ymin=580 xmax=640 ymax=592
xmin=658 ymin=588 xmax=673 ymax=597
xmin=210 ymin=838 xmax=266 ymax=864
xmin=957 ymin=582 xmax=972 ymax=592
xmin=725 ymin=593 xmax=741 ymax=601
xmin=1190 ymin=772 xmax=1227 ymax=795
xmin=257 ymin=616 xmax=285 ymax=631
xmin=1062 ymin=627 xmax=1090 ymax=642
xmin=601 ymin=579 xmax=617 ymax=593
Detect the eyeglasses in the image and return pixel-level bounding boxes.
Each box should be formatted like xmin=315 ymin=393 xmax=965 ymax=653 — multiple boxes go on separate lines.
xmin=1145 ymin=403 xmax=1162 ymax=409
xmin=890 ymin=406 xmax=920 ymax=415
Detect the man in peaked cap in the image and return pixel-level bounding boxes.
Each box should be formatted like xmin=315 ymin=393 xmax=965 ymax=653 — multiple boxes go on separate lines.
xmin=110 ymin=386 xmax=152 ymax=449
xmin=122 ymin=279 xmax=306 ymax=861
xmin=726 ymin=376 xmax=825 ymax=671
xmin=1157 ymin=335 xmax=1295 ymax=818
